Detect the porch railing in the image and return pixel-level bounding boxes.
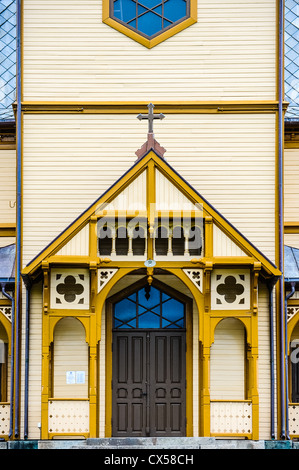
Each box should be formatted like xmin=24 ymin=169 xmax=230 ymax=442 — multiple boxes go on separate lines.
xmin=210 ymin=400 xmax=252 ymax=437
xmin=0 ymin=403 xmax=10 ymax=437
xmin=289 ymin=403 xmax=299 ymax=436
xmin=48 ymin=399 xmax=89 ymax=436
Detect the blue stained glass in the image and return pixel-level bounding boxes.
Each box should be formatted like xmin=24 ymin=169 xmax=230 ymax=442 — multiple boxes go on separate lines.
xmin=138 ymin=286 xmax=160 ymax=309
xmin=164 ymin=0 xmax=187 ymax=22
xmin=138 ymin=11 xmax=162 ymax=36
xmin=162 ymin=298 xmax=184 ymax=323
xmin=113 ymin=285 xmax=185 ymax=329
xmin=162 ymin=293 xmax=170 ymax=302
xmin=114 ymin=298 xmax=136 ymax=325
xmin=112 ymin=0 xmax=189 ymax=38
xmin=138 ymin=0 xmax=161 ymax=8
xmin=114 ymin=0 xmax=136 ymax=23
xmin=139 ymin=311 xmax=160 ymax=328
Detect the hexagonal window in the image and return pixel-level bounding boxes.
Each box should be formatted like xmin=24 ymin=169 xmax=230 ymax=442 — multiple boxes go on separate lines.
xmin=103 ymin=0 xmax=197 ymax=48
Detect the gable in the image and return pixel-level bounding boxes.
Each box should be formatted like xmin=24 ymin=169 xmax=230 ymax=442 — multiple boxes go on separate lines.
xmin=22 ymin=150 xmax=280 ymax=280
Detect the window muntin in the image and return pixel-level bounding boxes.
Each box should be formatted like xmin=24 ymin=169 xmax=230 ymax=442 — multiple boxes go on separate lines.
xmin=111 ymin=0 xmax=189 ymax=39
xmin=113 ymin=285 xmax=185 ymax=329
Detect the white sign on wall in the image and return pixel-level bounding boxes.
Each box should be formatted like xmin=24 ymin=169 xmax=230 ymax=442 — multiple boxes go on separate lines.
xmin=66 ymin=370 xmax=86 ymax=384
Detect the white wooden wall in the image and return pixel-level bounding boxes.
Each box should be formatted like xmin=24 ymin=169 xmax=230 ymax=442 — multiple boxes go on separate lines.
xmin=22 ymin=113 xmax=276 ymax=266
xmin=23 ymin=0 xmax=276 ymax=101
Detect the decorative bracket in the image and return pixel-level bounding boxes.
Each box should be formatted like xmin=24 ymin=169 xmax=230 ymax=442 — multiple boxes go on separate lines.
xmin=98 ymin=269 xmax=118 ymax=293
xmin=183 ymin=269 xmax=203 ymax=292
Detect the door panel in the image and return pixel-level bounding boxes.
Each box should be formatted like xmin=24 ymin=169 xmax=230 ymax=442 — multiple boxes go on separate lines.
xmin=113 ymin=333 xmax=147 ymax=436
xmin=112 ymin=331 xmax=186 ymax=437
xmin=150 ymin=332 xmax=186 ymax=436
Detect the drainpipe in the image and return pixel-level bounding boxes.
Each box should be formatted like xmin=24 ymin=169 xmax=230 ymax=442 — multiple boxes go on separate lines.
xmin=285 ymin=282 xmax=296 ymax=440
xmin=1 ymin=284 xmax=15 ymax=439
xmin=15 ymin=0 xmax=22 ymax=440
xmin=268 ymin=280 xmax=276 ymax=439
xmin=278 ymin=0 xmax=285 ymax=439
xmin=24 ymin=280 xmax=31 ymax=439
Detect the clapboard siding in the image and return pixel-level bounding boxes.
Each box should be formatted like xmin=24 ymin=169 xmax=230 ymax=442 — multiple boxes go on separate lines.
xmin=0 ymin=149 xmax=16 ymax=225
xmin=20 ymin=282 xmax=42 ymax=439
xmin=53 ymin=318 xmax=88 ymax=398
xmin=284 ymin=149 xmax=299 ymax=223
xmin=22 ymin=113 xmax=276 ymax=266
xmin=210 ymin=318 xmax=245 ymax=399
xmin=23 ymin=0 xmax=276 ymax=101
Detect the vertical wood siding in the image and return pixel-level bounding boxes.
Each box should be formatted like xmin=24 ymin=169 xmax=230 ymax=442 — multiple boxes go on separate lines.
xmin=22 ymin=113 xmax=276 ymax=266
xmin=23 ymin=0 xmax=276 ymax=101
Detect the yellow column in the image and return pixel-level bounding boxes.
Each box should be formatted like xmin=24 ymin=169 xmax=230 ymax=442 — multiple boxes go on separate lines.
xmin=41 ymin=265 xmax=50 ymax=439
xmin=89 ymin=344 xmax=98 ymax=437
xmin=247 ymin=345 xmax=259 ymax=440
xmin=201 ymin=346 xmax=211 ymax=436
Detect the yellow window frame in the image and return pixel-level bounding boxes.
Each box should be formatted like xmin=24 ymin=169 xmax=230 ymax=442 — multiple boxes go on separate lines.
xmin=102 ymin=0 xmax=197 ymax=48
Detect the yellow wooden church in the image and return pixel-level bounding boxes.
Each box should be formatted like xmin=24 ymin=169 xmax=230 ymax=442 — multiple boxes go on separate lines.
xmin=1 ymin=0 xmax=299 ymax=447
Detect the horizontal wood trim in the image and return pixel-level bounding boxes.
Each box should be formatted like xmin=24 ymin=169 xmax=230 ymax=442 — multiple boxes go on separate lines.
xmin=284 ymin=223 xmax=299 ymax=234
xmin=0 ymin=224 xmax=16 ymax=237
xmin=20 ymin=101 xmax=288 ymax=115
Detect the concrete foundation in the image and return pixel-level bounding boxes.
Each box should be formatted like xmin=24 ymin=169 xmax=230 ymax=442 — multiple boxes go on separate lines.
xmin=1 ymin=437 xmax=299 ymax=450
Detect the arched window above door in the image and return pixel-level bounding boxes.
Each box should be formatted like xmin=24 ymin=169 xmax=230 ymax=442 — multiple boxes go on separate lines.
xmin=113 ymin=284 xmax=185 ymax=329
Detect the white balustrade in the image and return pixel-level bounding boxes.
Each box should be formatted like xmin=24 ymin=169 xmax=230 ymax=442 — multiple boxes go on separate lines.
xmin=0 ymin=404 xmax=10 ymax=437
xmin=48 ymin=400 xmax=89 ymax=435
xmin=210 ymin=401 xmax=252 ymax=436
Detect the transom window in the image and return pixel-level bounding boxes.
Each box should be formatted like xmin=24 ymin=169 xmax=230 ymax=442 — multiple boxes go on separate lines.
xmin=113 ymin=285 xmax=185 ymax=329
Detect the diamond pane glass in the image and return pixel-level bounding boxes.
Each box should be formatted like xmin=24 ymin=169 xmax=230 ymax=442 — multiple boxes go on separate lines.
xmin=112 ymin=0 xmax=189 ymax=38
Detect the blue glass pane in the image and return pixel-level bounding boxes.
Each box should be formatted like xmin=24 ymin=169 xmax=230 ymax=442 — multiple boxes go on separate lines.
xmin=113 ymin=0 xmax=188 ymax=38
xmin=139 ymin=0 xmax=161 ymax=8
xmin=138 ymin=286 xmax=160 ymax=309
xmin=139 ymin=311 xmax=160 ymax=328
xmin=162 ymin=293 xmax=170 ymax=302
xmin=162 ymin=298 xmax=184 ymax=323
xmin=114 ymin=298 xmax=136 ymax=325
xmin=138 ymin=5 xmax=147 ymax=15
xmin=138 ymin=12 xmax=162 ymax=36
xmin=164 ymin=0 xmax=187 ymax=23
xmin=163 ymin=318 xmax=184 ymax=328
xmin=114 ymin=0 xmax=136 ymax=23
xmin=118 ymin=318 xmax=136 ymax=328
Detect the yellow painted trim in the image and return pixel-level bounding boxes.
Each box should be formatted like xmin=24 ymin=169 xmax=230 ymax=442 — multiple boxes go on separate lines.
xmin=102 ymin=0 xmax=197 ymax=48
xmin=284 ymin=223 xmax=299 ymax=234
xmin=21 ymin=101 xmax=286 ymax=114
xmin=23 ymin=151 xmax=280 ymax=280
xmin=0 ymin=223 xmax=16 ymax=238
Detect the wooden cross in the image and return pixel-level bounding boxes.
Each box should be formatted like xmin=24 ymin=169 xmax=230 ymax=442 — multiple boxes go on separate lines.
xmin=137 ymin=103 xmax=165 ymax=134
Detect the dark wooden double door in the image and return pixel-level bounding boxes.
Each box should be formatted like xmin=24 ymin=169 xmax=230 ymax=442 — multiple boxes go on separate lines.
xmin=112 ymin=330 xmax=186 ymax=437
